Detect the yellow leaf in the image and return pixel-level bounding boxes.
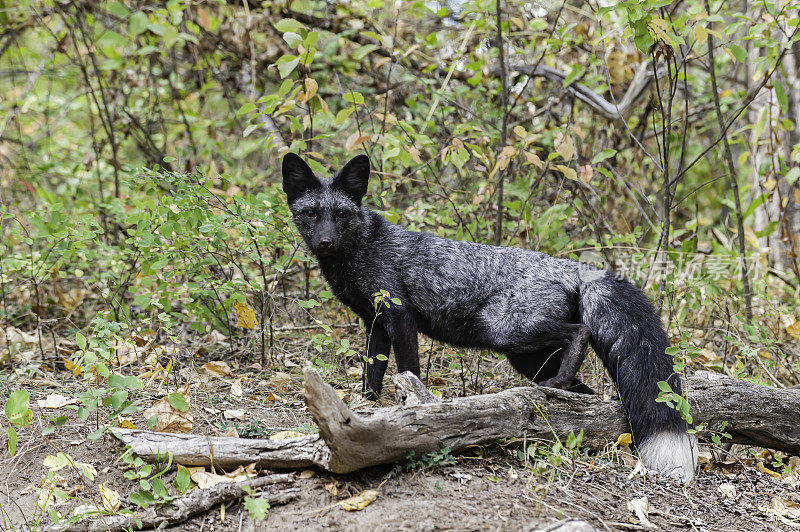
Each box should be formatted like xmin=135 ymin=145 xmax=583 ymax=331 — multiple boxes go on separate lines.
xmin=782 ymin=314 xmax=800 ymax=339
xmin=616 ymin=433 xmax=633 ymax=447
xmin=304 ymin=78 xmax=318 ymax=102
xmin=118 ymin=417 xmax=137 ymax=429
xmin=339 ymin=489 xmax=378 ymax=511
xmin=324 ymin=481 xmax=339 ymax=496
xmin=758 ymin=461 xmax=783 ymax=479
xmin=513 ymin=125 xmax=527 ymax=139
xmin=266 ymin=392 xmax=287 ymax=403
xmin=554 ymin=164 xmax=577 ymax=181
xmin=99 ymin=482 xmax=122 ymax=513
xmin=524 ymin=151 xmax=543 ymax=169
xmin=693 ymin=24 xmax=708 ymax=43
xmin=234 ymin=300 xmax=258 ymax=329
xmin=794 ymin=188 xmax=800 ymax=206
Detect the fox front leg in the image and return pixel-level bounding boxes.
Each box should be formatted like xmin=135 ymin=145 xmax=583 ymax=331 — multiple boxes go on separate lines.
xmin=388 ymin=313 xmax=420 ymax=376
xmin=363 ymin=324 xmax=391 ymax=400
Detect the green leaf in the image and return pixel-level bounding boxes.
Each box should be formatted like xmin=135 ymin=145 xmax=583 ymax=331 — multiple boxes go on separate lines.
xmin=129 ymin=12 xmax=148 ymax=35
xmin=634 ymin=32 xmax=654 ymax=52
xmin=276 ymin=56 xmax=300 ymax=78
xmin=237 ymin=102 xmax=256 ymax=116
xmin=97 ymin=30 xmax=127 ymax=48
xmin=283 ymin=31 xmax=302 ymax=48
xmin=774 ymin=81 xmax=788 ymax=114
xmin=244 ymin=496 xmax=271 ymax=520
xmin=108 ymin=1 xmax=131 ymax=18
xmin=174 ymin=466 xmax=192 ymax=492
xmin=5 ymin=390 xmax=31 ymax=428
xmin=342 ymin=92 xmax=364 ymax=105
xmin=76 ymin=332 xmax=87 ymax=351
xmin=354 ymin=44 xmax=379 ymax=60
xmin=168 ymin=393 xmax=189 ymax=412
xmin=130 ymin=489 xmax=156 ymax=507
xmin=564 ymin=64 xmax=584 ymax=86
xmin=728 ymin=44 xmax=747 ymax=62
xmin=274 ymin=18 xmax=302 ymax=33
xmin=591 ymin=149 xmax=617 ymax=164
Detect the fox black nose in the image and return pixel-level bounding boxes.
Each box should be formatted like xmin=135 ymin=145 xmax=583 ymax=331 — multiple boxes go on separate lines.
xmin=319 ymin=239 xmax=332 ymax=248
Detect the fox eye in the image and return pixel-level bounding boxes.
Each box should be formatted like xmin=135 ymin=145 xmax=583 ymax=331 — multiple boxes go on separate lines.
xmin=335 ymin=210 xmax=349 ymax=219
xmin=303 ymin=209 xmax=317 ymax=218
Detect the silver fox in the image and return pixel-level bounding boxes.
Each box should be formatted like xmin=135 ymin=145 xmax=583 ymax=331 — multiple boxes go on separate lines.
xmin=282 ymin=152 xmax=697 ymax=482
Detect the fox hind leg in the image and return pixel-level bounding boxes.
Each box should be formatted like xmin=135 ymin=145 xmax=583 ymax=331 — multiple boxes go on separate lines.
xmin=501 ymin=322 xmax=593 ymax=394
xmin=538 ymin=324 xmax=591 ymax=391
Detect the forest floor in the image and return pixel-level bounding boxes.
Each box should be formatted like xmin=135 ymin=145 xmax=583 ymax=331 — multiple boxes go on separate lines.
xmin=1 ymin=335 xmax=799 ymax=531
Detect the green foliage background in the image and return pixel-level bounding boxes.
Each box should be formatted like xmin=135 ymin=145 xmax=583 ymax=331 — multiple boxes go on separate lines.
xmin=1 ymin=0 xmax=799 ymax=388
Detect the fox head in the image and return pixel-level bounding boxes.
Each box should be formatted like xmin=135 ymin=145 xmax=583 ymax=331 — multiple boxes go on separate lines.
xmin=282 ymin=153 xmax=371 ymax=258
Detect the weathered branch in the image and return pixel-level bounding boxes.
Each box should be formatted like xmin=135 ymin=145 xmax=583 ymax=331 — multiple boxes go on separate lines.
xmin=501 ymin=62 xmax=661 ymax=121
xmin=392 ymin=371 xmax=441 ymax=405
xmin=53 ymin=475 xmax=297 ymax=532
xmin=110 ymin=428 xmax=330 ymax=470
xmin=114 ymin=370 xmax=800 ymax=475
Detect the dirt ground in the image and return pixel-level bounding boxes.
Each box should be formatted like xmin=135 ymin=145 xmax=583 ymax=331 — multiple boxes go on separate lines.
xmin=2 ymin=370 xmax=799 ymax=532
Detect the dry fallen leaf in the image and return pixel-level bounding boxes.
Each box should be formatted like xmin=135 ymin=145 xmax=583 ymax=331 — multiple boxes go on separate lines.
xmin=142 ymin=392 xmax=193 ymax=433
xmin=37 ymin=393 xmax=79 ymax=409
xmin=324 ymin=481 xmax=339 ymax=496
xmin=627 ymin=496 xmax=655 ymax=528
xmin=202 ymin=361 xmax=233 ymax=377
xmin=189 ymin=464 xmax=257 ymax=489
xmin=269 ymin=430 xmax=306 ymax=440
xmin=760 ymin=497 xmax=800 ymax=520
xmin=268 ymin=372 xmax=293 ymax=386
xmin=99 ymin=482 xmax=122 ymax=513
xmin=223 ymin=409 xmax=246 ymax=421
xmin=219 ymin=424 xmax=239 ymax=437
xmin=717 ymin=483 xmax=737 ymax=499
xmin=339 ymin=489 xmax=378 ymax=511
xmin=230 ymin=378 xmax=244 ymax=397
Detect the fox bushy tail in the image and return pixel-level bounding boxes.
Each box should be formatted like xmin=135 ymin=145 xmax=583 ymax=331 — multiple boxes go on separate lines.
xmin=579 ymin=271 xmax=697 ymax=482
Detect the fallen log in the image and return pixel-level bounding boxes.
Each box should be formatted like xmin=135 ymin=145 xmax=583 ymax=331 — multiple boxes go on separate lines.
xmin=112 ymin=370 xmax=800 ymax=475
xmin=110 ymin=428 xmax=330 ymax=470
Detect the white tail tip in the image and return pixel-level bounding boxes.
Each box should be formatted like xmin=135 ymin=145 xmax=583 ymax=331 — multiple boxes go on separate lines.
xmin=638 ymin=431 xmax=698 ymax=483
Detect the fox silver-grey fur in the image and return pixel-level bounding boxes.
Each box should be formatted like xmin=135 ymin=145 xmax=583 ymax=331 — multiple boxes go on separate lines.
xmin=282 ymin=152 xmax=697 ymax=482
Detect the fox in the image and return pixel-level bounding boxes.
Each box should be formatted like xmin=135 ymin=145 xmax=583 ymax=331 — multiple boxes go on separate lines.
xmin=281 ymin=152 xmax=698 ymax=482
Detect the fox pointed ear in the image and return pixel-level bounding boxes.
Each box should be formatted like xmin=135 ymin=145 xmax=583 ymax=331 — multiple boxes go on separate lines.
xmin=333 ymin=154 xmax=371 ymax=204
xmin=282 ymin=153 xmax=321 ymax=204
